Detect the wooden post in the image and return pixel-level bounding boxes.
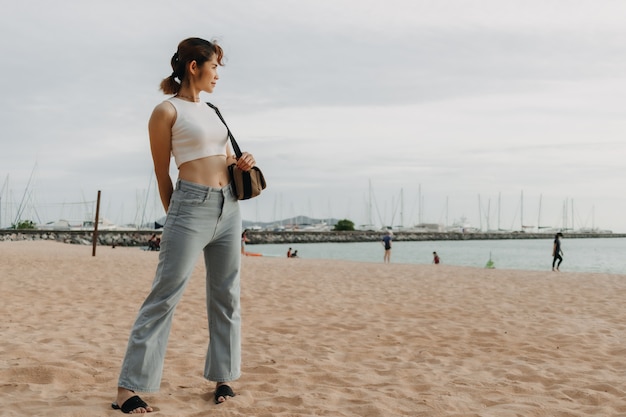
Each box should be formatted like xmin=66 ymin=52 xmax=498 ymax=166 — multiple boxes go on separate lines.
xmin=92 ymin=190 xmax=101 ymax=257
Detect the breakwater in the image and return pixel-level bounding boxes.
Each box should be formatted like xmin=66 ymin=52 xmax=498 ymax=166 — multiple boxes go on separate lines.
xmin=0 ymin=230 xmax=157 ymax=246
xmin=244 ymin=231 xmax=625 ymax=244
xmin=0 ymin=229 xmax=623 ymax=246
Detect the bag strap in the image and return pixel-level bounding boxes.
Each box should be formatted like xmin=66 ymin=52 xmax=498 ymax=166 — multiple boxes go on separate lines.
xmin=206 ymin=102 xmax=242 ymax=158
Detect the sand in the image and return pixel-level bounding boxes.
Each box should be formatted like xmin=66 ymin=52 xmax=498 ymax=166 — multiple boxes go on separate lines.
xmin=2 ymin=240 xmax=626 ymax=417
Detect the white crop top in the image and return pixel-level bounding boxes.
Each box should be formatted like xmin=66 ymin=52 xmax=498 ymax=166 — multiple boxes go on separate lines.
xmin=167 ymin=97 xmax=229 ymax=167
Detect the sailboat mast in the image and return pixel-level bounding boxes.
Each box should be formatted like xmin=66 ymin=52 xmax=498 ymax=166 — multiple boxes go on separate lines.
xmin=592 ymin=205 xmax=595 ymax=231
xmin=520 ymin=190 xmax=524 ymax=232
xmin=0 ymin=174 xmax=7 ymax=229
xmin=571 ymin=198 xmax=575 ymax=231
xmin=400 ymin=188 xmax=404 ymax=228
xmin=368 ymin=179 xmax=373 ymax=225
xmin=538 ymin=194 xmax=542 ymax=231
xmin=487 ymin=198 xmax=491 ymax=232
xmin=446 ymin=196 xmax=449 ymax=229
xmin=418 ymin=184 xmax=422 ymax=225
xmin=497 ymin=192 xmax=501 ymax=231
xmin=14 ymin=163 xmax=38 ymax=225
xmin=478 ymin=194 xmax=482 ymax=231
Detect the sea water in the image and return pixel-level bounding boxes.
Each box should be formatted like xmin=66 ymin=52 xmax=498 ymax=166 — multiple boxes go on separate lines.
xmin=249 ymin=237 xmax=626 ymax=275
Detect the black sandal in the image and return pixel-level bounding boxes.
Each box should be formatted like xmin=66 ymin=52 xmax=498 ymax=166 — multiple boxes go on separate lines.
xmin=111 ymin=394 xmax=150 ymax=413
xmin=214 ymin=384 xmax=235 ymax=404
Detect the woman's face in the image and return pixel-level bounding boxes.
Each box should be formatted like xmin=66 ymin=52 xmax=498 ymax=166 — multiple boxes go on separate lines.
xmin=195 ymin=55 xmax=220 ymax=93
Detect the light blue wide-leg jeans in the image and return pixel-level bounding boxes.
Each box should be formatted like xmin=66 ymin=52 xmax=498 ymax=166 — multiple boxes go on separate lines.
xmin=118 ymin=179 xmax=242 ymax=392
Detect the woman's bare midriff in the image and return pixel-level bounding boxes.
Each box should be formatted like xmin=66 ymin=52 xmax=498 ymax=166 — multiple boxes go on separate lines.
xmin=178 ymin=155 xmax=232 ymax=188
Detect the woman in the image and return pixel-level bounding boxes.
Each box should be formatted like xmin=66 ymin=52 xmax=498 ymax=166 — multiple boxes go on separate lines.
xmin=552 ymin=232 xmax=564 ymax=271
xmin=112 ymin=37 xmax=255 ymax=414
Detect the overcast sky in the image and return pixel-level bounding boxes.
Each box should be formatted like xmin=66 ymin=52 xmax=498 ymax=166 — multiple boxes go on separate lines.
xmin=1 ymin=0 xmax=625 ymax=232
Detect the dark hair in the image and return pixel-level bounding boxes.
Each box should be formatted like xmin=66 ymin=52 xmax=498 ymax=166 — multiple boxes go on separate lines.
xmin=160 ymin=37 xmax=224 ymax=95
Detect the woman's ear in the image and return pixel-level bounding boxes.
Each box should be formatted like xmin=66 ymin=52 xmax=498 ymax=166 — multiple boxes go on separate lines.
xmin=187 ymin=60 xmax=198 ymax=75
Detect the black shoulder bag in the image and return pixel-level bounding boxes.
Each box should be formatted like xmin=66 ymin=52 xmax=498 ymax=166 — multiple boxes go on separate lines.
xmin=207 ymin=102 xmax=267 ymax=200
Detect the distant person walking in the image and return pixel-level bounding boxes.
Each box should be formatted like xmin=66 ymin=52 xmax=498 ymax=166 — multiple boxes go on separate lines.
xmin=287 ymin=247 xmax=292 ymax=258
xmin=552 ymin=232 xmax=564 ymax=271
xmin=433 ymin=251 xmax=440 ymax=264
xmin=381 ymin=230 xmax=393 ymax=263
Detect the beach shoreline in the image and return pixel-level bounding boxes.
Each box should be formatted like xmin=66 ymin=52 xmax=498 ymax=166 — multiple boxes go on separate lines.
xmin=2 ymin=240 xmax=626 ymax=416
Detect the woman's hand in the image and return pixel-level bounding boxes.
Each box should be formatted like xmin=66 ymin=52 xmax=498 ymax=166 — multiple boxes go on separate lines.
xmin=236 ymin=152 xmax=256 ymax=171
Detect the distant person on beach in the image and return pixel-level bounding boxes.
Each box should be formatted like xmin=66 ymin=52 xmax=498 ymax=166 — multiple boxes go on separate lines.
xmin=147 ymin=234 xmax=160 ymax=251
xmin=433 ymin=251 xmax=440 ymax=264
xmin=241 ymin=230 xmax=250 ymax=255
xmin=552 ymin=232 xmax=564 ymax=271
xmin=287 ymin=247 xmax=292 ymax=258
xmin=112 ymin=38 xmax=256 ymax=414
xmin=381 ymin=230 xmax=392 ymax=263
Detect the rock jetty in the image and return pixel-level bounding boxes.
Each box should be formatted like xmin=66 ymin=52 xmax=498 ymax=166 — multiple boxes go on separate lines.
xmin=0 ymin=229 xmax=623 ymax=246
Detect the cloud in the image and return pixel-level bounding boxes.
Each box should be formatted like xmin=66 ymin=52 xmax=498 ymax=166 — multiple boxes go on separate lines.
xmin=1 ymin=0 xmax=625 ymax=231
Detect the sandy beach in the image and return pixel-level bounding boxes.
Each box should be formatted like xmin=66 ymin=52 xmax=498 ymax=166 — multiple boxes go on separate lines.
xmin=2 ymin=240 xmax=626 ymax=416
